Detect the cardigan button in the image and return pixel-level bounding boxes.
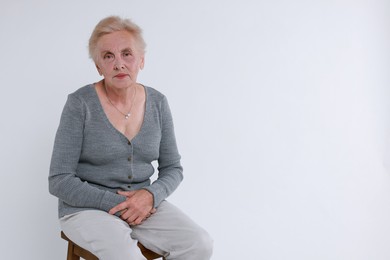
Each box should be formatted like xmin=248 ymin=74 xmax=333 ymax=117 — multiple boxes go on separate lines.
xmin=127 ymin=156 xmax=132 ymax=161
xmin=128 ymin=175 xmax=132 ymax=179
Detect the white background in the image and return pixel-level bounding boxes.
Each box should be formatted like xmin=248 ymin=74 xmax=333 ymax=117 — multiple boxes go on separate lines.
xmin=1 ymin=0 xmax=389 ymax=259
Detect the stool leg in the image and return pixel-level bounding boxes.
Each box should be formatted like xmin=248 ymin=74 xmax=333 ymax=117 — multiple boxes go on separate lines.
xmin=67 ymin=241 xmax=80 ymax=260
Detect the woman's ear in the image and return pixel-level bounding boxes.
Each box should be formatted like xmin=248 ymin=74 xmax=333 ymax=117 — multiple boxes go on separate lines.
xmin=96 ymin=64 xmax=103 ymax=76
xmin=140 ymin=56 xmax=145 ymax=70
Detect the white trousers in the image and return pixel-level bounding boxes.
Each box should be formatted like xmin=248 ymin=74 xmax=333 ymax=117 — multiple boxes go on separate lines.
xmin=60 ymin=201 xmax=213 ymax=260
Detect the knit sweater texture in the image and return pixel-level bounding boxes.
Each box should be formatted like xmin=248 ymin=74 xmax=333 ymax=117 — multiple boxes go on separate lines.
xmin=49 ymin=84 xmax=183 ymax=218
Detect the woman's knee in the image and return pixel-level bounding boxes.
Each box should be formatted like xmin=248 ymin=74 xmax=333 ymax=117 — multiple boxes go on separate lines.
xmin=191 ymin=229 xmax=214 ymax=258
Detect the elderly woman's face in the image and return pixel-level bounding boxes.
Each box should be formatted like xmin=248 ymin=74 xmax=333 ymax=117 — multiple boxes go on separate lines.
xmin=95 ymin=30 xmax=144 ymax=88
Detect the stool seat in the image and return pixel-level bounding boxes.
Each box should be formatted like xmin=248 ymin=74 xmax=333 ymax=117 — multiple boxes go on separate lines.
xmin=61 ymin=231 xmax=165 ymax=260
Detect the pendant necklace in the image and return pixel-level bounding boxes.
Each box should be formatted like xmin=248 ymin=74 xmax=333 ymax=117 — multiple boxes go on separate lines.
xmin=103 ymin=81 xmax=137 ymax=119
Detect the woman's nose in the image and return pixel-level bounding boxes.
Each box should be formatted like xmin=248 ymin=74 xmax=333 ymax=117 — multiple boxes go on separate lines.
xmin=113 ymin=59 xmax=125 ymax=70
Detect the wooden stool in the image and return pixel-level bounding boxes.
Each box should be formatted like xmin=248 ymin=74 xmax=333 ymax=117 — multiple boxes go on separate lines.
xmin=61 ymin=231 xmax=165 ymax=260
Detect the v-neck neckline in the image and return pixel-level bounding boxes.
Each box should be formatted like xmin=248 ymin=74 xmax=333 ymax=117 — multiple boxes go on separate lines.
xmin=90 ymin=84 xmax=148 ymax=143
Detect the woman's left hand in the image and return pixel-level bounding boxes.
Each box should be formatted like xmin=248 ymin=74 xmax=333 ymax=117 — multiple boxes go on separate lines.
xmin=109 ymin=189 xmax=155 ymax=225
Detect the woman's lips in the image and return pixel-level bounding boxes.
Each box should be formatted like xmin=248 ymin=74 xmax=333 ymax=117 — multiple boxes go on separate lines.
xmin=115 ymin=73 xmax=128 ymax=79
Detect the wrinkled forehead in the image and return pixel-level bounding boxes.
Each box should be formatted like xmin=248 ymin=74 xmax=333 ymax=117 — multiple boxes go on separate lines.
xmin=97 ymin=30 xmax=141 ymax=54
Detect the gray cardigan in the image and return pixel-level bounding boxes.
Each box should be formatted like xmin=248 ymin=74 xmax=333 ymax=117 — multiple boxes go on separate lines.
xmin=49 ymin=84 xmax=183 ymax=218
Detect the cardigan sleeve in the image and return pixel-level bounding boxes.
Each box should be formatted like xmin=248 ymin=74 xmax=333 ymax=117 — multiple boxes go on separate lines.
xmin=48 ymin=94 xmax=126 ymax=212
xmin=144 ymin=96 xmax=183 ymax=208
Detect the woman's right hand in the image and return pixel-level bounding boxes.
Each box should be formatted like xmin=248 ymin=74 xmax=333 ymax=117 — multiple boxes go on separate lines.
xmin=109 ymin=189 xmax=156 ymax=225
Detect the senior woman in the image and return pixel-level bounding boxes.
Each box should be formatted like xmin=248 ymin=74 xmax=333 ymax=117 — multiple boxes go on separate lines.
xmin=49 ymin=16 xmax=213 ymax=260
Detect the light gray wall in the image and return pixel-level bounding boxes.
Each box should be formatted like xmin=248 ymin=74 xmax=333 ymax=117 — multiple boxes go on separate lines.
xmin=1 ymin=0 xmax=389 ymax=259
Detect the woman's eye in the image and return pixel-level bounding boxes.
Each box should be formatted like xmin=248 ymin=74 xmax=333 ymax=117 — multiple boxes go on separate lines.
xmin=123 ymin=52 xmax=132 ymax=57
xmin=104 ymin=54 xmax=114 ymax=60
